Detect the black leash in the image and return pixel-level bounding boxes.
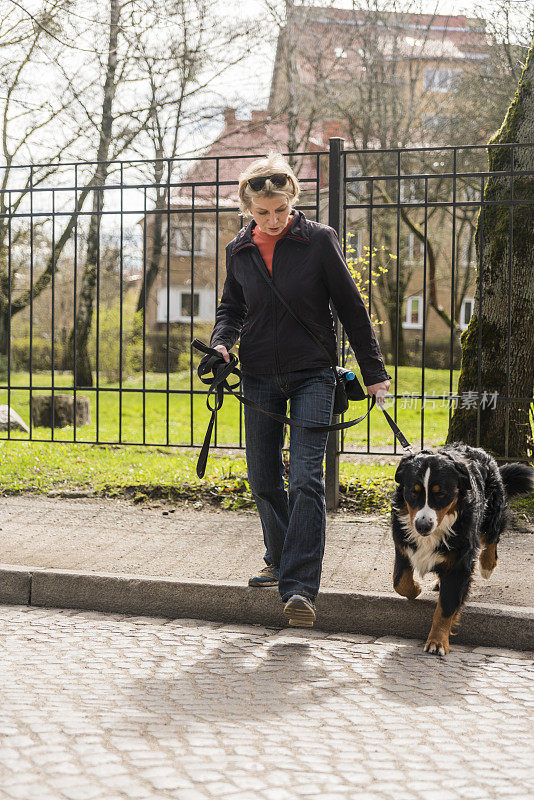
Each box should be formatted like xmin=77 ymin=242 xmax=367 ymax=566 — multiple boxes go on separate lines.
xmin=192 ymin=339 xmax=414 ymax=478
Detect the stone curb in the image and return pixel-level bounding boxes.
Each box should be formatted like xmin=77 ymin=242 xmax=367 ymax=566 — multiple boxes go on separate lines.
xmin=1 ymin=564 xmax=533 ymax=650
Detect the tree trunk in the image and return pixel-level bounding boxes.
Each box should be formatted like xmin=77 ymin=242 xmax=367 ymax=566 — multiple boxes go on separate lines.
xmin=69 ymin=0 xmax=120 ymax=388
xmin=136 ymin=176 xmax=166 ymax=314
xmin=0 ymin=310 xmax=8 ymax=361
xmin=71 ymin=181 xmax=105 ymax=387
xmin=447 ymin=39 xmax=534 ymax=458
xmin=387 ymin=302 xmax=408 ymax=366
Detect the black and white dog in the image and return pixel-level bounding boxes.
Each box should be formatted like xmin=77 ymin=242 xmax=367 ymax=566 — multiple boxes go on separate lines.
xmin=392 ymin=442 xmax=534 ymax=655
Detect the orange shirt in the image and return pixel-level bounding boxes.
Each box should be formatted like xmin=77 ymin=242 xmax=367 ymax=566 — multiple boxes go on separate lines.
xmin=251 ymin=214 xmax=294 ymax=276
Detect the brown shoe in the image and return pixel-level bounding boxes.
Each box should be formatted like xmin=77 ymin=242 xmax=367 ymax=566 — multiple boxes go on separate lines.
xmin=248 ymin=564 xmax=279 ymax=587
xmin=283 ymin=594 xmax=316 ymax=627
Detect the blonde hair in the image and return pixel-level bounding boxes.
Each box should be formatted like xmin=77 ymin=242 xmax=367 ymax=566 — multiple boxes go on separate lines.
xmin=237 ymin=151 xmax=300 ymax=217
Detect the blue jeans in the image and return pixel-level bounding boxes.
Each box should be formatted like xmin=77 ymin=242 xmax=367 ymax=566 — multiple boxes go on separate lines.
xmin=241 ymin=367 xmax=336 ymax=603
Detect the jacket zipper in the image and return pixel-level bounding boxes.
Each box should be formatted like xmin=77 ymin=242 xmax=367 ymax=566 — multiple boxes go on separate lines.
xmin=271 ymin=239 xmax=283 ymax=376
xmin=249 ymin=242 xmax=283 ymax=375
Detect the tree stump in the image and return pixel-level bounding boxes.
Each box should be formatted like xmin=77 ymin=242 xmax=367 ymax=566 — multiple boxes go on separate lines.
xmin=30 ymin=394 xmax=91 ymax=428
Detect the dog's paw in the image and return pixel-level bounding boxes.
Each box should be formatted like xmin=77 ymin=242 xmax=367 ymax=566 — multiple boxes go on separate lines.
xmin=479 ymin=565 xmax=495 ymax=580
xmin=394 ymin=571 xmax=422 ymax=600
xmin=479 ymin=545 xmax=497 ymax=580
xmin=405 ymin=581 xmax=422 ymax=600
xmin=423 ymin=636 xmax=450 ymax=656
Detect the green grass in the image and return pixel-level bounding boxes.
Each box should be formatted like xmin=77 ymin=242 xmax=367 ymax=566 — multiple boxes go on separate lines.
xmin=0 ymin=439 xmax=532 ymax=519
xmin=1 ymin=365 xmax=460 ymax=449
xmin=0 ymin=439 xmax=395 ymax=512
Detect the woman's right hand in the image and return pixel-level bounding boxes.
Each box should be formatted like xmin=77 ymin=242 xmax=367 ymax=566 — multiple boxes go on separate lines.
xmin=213 ymin=344 xmax=230 ymax=363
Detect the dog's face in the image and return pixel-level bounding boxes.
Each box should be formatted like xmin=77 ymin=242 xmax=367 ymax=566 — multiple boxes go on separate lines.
xmin=395 ymin=452 xmax=471 ymax=536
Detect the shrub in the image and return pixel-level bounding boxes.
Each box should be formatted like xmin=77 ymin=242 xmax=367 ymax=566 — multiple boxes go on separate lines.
xmin=88 ymin=293 xmax=144 ymax=383
xmin=10 ymin=336 xmax=65 ymax=371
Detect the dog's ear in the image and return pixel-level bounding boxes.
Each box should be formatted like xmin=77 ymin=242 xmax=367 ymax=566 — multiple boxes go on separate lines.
xmin=453 ymin=460 xmax=472 ymax=492
xmin=395 ymin=455 xmax=413 ymax=484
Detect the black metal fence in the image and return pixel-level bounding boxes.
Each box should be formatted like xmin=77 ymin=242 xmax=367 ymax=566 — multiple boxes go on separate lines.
xmin=1 ymin=140 xmax=532 ymax=497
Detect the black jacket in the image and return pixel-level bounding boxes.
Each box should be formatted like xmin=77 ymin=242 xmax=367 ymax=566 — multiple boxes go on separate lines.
xmin=209 ymin=208 xmax=391 ymax=386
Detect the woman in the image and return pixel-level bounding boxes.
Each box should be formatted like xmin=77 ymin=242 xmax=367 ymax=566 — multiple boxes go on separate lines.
xmin=209 ymin=151 xmax=391 ymax=627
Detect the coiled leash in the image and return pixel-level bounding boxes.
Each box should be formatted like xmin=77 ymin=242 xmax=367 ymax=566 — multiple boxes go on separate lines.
xmin=192 ymin=339 xmax=413 ymax=478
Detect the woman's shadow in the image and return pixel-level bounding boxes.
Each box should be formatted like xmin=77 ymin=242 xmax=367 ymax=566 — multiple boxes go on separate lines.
xmin=123 ymin=632 xmax=485 ymax=730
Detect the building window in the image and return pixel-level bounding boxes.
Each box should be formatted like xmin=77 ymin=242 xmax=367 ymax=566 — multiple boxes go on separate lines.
xmin=400 ymin=177 xmax=418 ymax=202
xmin=462 ymin=52 xmax=489 ymax=61
xmin=347 ymin=165 xmax=364 ymax=199
xmin=423 ymin=67 xmax=462 ymax=92
xmin=171 ymin=225 xmax=209 ymax=256
xmin=404 ymin=232 xmax=422 ymax=264
xmin=157 ymin=286 xmax=215 ymax=323
xmin=181 ymin=291 xmax=199 ymax=317
xmin=348 ymin=229 xmax=363 ymax=257
xmin=460 ymin=297 xmax=474 ymax=330
xmin=422 ymin=114 xmax=448 ymax=133
xmin=459 ymin=236 xmax=474 ymax=267
xmin=408 ymin=233 xmax=415 ymax=262
xmin=403 ymin=296 xmax=423 ymax=329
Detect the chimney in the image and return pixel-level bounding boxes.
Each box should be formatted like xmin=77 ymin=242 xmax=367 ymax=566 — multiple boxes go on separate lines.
xmin=323 ymin=120 xmax=344 ymax=141
xmin=251 ymin=109 xmax=268 ymax=124
xmin=223 ymin=107 xmax=236 ymax=127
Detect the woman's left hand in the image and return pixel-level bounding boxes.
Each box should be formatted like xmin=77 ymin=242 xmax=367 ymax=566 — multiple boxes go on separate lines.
xmin=366 ymin=380 xmax=390 ymax=407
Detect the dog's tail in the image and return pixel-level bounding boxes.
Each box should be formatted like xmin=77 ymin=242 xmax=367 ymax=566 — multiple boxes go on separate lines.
xmin=499 ymin=463 xmax=534 ymax=499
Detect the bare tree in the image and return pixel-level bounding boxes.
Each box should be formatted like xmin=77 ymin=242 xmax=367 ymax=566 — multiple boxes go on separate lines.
xmin=450 ymin=0 xmax=533 ymax=145
xmin=129 ymin=0 xmax=256 ymax=317
xmin=68 ymin=0 xmax=123 ymax=387
xmin=0 ymin=0 xmax=92 ymax=356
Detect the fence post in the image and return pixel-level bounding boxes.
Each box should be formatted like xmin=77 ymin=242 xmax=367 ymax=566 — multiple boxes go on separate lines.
xmin=325 ymin=136 xmax=344 ymax=511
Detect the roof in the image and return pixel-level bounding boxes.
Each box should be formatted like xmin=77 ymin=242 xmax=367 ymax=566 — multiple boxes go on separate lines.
xmin=170 ymin=112 xmax=337 ymax=207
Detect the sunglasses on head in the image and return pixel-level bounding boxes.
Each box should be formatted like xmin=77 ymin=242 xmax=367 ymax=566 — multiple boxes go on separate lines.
xmin=247 ymin=173 xmax=289 ymax=191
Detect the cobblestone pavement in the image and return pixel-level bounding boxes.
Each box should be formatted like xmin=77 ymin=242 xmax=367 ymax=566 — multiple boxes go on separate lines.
xmin=0 ymin=606 xmax=533 ymax=800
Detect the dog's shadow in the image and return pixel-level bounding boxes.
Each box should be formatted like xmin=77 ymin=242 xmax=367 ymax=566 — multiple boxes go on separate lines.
xmin=373 ymin=640 xmax=487 ymax=708
xmin=122 ymin=633 xmax=484 ymax=731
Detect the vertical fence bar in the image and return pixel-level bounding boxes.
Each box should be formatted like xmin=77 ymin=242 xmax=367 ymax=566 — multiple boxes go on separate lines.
xmin=73 ymin=164 xmax=78 ymax=442
xmin=449 ymin=148 xmax=457 ymax=427
xmin=340 ymin=148 xmax=347 ymax=456
xmin=315 ymin=152 xmax=320 ymax=222
xmin=325 ymin=136 xmax=344 ymax=511
xmin=505 ymin=145 xmax=514 ymax=458
xmin=421 ymin=177 xmax=429 ymax=448
xmin=364 ymin=162 xmax=372 ymax=454
xmin=7 ymin=191 xmax=11 ymax=439
xmin=119 ymin=163 xmax=124 ymax=444
xmin=96 ymin=186 xmax=100 ymax=443
xmin=142 ymin=187 xmax=147 ymax=446
xmin=29 ymin=168 xmax=34 ymax=440
xmin=395 ymin=152 xmax=401 ymax=454
xmin=51 ymin=189 xmax=55 ymax=439
xmin=476 ymin=174 xmax=485 ymax=447
xmin=190 ymin=184 xmax=195 ymax=447
xmin=368 ymin=173 xmax=377 ymax=453
xmin=214 ymin=158 xmax=220 ymax=448
xmin=239 ymin=209 xmax=244 ymax=451
xmin=166 ymin=159 xmax=171 ymax=447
